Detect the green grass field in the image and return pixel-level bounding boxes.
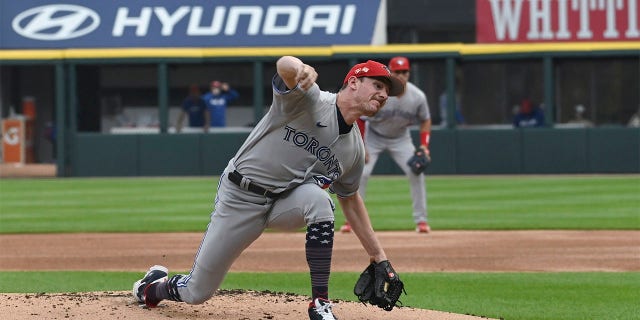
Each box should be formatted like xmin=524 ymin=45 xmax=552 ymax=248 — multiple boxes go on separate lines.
xmin=1 ymin=175 xmax=639 ymax=320
xmin=1 ymin=175 xmax=638 ymax=233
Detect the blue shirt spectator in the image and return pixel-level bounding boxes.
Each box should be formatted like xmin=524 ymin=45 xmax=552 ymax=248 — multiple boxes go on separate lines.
xmin=176 ymin=84 xmax=207 ymax=133
xmin=513 ymin=99 xmax=545 ymax=128
xmin=202 ymin=81 xmax=239 ymax=127
xmin=439 ymin=91 xmax=465 ymax=127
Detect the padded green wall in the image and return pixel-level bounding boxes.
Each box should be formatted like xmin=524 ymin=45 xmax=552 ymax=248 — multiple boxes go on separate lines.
xmin=74 ymin=134 xmax=138 ymax=176
xmin=74 ymin=128 xmax=639 ymax=176
xmin=588 ymin=128 xmax=640 ymax=173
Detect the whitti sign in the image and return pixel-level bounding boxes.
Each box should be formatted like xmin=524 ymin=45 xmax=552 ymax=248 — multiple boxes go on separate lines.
xmin=477 ymin=0 xmax=640 ymax=42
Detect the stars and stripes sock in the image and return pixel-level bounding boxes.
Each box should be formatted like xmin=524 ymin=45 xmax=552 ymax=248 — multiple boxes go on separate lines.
xmin=305 ymin=221 xmax=334 ymax=300
xmin=148 ymin=274 xmax=183 ymax=304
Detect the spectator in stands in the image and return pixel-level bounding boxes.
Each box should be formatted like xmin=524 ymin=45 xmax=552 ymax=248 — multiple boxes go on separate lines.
xmin=513 ymin=99 xmax=545 ymax=128
xmin=438 ymin=91 xmax=465 ymax=128
xmin=203 ymin=81 xmax=240 ymax=128
xmin=438 ymin=73 xmax=465 ymax=128
xmin=567 ymin=104 xmax=593 ymax=127
xmin=176 ymin=84 xmax=207 ymax=133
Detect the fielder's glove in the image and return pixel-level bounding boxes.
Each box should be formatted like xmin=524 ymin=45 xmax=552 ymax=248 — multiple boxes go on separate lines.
xmin=354 ymin=260 xmax=406 ymax=311
xmin=407 ymin=148 xmax=431 ymax=175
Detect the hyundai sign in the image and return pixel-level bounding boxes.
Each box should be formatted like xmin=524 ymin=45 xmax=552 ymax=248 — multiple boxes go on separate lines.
xmin=1 ymin=0 xmax=383 ymax=49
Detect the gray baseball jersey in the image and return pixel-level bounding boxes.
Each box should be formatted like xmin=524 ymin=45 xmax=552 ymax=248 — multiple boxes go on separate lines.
xmin=366 ymin=82 xmax=430 ymax=138
xmin=233 ymin=75 xmax=365 ymax=197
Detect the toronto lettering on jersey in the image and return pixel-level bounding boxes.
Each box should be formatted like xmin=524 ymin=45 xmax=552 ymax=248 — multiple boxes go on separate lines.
xmin=3 ymin=1 xmax=380 ymax=48
xmin=283 ymin=125 xmax=341 ymax=179
xmin=477 ymin=0 xmax=639 ymax=42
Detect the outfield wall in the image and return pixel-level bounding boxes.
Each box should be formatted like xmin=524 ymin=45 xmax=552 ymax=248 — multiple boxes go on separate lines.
xmin=3 ymin=43 xmax=638 ymax=177
xmin=73 ymin=127 xmax=639 ymax=176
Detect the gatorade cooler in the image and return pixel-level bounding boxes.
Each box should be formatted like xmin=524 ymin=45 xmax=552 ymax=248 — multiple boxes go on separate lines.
xmin=2 ymin=117 xmax=27 ymax=163
xmin=2 ymin=97 xmax=36 ymax=164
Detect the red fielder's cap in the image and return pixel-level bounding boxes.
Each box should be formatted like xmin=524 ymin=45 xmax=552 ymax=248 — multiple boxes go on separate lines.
xmin=343 ymin=60 xmax=405 ymax=96
xmin=388 ymin=56 xmax=410 ymax=71
xmin=210 ymin=81 xmax=222 ymax=88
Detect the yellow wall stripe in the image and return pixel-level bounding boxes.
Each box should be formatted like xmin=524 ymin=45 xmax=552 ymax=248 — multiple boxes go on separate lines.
xmin=1 ymin=42 xmax=638 ymax=61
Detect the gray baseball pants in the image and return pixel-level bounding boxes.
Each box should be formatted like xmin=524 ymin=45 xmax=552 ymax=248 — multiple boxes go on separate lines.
xmin=359 ymin=130 xmax=428 ymax=224
xmin=175 ymin=166 xmax=335 ymax=304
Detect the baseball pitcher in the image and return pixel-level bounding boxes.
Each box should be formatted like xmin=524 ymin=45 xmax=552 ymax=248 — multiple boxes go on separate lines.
xmin=132 ymin=57 xmax=406 ymax=319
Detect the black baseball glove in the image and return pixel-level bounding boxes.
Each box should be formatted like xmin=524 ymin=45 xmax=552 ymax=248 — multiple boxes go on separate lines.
xmin=406 ymin=148 xmax=430 ymax=175
xmin=354 ymin=261 xmax=406 ymax=311
xmin=354 ymin=262 xmax=376 ymax=304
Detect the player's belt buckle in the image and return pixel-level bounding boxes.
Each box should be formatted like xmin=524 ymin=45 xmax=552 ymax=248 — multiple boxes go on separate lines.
xmin=228 ymin=170 xmax=280 ymax=199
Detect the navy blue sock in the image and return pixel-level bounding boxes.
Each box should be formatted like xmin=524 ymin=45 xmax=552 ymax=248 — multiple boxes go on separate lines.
xmin=305 ymin=221 xmax=334 ymax=300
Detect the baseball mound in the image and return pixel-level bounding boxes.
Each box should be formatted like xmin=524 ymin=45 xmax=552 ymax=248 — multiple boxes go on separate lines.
xmin=0 ymin=290 xmax=493 ymax=320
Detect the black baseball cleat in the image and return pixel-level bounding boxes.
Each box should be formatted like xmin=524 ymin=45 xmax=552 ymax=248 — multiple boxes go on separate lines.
xmin=132 ymin=265 xmax=168 ymax=307
xmin=308 ymin=298 xmax=339 ymax=320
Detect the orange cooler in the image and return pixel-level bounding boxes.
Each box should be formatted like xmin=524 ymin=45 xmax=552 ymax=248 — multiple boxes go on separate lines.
xmin=2 ymin=118 xmax=26 ymax=163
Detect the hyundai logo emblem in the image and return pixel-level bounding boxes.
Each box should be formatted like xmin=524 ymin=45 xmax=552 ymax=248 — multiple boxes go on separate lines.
xmin=12 ymin=4 xmax=100 ymax=41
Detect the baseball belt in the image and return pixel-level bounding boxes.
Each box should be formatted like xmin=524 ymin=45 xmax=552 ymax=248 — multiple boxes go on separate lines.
xmin=368 ymin=127 xmax=401 ymax=140
xmin=228 ymin=170 xmax=280 ymax=199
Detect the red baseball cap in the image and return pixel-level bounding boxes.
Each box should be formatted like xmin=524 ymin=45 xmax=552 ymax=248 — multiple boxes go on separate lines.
xmin=210 ymin=81 xmax=222 ymax=88
xmin=389 ymin=56 xmax=410 ymax=71
xmin=343 ymin=60 xmax=404 ymax=96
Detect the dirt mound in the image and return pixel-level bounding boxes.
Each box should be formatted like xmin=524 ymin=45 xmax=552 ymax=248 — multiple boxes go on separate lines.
xmin=0 ymin=290 xmax=495 ymax=320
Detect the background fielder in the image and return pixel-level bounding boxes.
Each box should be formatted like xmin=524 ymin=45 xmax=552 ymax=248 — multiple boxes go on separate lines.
xmin=341 ymin=56 xmax=432 ymax=234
